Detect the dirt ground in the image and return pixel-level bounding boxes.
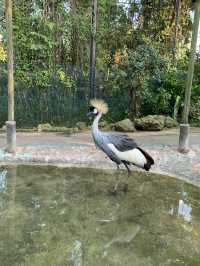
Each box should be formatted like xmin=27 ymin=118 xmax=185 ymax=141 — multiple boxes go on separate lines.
xmin=0 ymin=128 xmax=199 ymax=186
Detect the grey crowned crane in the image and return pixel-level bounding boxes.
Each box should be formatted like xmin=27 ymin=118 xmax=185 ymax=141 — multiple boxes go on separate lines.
xmin=87 ymin=99 xmax=154 ymax=192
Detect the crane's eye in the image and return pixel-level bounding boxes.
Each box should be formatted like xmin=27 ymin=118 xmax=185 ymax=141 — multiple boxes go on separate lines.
xmin=89 ymin=106 xmax=98 ymax=114
xmin=93 ymin=108 xmax=98 ymax=114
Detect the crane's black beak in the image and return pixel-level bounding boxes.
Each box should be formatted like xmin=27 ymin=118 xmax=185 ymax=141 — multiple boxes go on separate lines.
xmin=87 ymin=111 xmax=93 ymax=117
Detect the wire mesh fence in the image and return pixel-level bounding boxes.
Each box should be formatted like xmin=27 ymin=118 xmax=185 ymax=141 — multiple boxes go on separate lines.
xmin=0 ymin=66 xmax=129 ymax=128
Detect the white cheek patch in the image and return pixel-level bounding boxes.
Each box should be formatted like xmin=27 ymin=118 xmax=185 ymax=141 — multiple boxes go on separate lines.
xmin=107 ymin=143 xmax=147 ymax=167
xmin=93 ymin=108 xmax=98 ymax=114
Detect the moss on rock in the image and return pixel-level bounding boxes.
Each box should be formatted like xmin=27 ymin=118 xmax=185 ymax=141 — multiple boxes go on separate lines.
xmin=115 ymin=119 xmax=135 ymax=132
xmin=135 ymin=115 xmax=165 ymax=131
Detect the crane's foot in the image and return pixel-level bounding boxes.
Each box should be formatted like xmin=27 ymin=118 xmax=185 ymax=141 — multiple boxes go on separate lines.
xmin=108 ymin=182 xmax=129 ymax=195
xmin=108 ymin=182 xmax=119 ymax=196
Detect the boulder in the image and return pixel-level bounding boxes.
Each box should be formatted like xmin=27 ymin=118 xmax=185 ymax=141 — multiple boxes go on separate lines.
xmin=37 ymin=124 xmax=75 ymax=133
xmin=50 ymin=127 xmax=74 ymax=133
xmin=37 ymin=123 xmax=52 ymax=132
xmin=99 ymin=121 xmax=113 ymax=131
xmin=73 ymin=127 xmax=79 ymax=133
xmin=76 ymin=122 xmax=88 ymax=131
xmin=135 ymin=115 xmax=165 ymax=131
xmin=99 ymin=121 xmax=108 ymax=128
xmin=114 ymin=119 xmax=135 ymax=132
xmin=165 ymin=116 xmax=178 ymax=128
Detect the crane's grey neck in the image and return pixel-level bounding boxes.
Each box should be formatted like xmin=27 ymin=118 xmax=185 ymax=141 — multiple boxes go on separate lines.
xmin=92 ymin=112 xmax=102 ymax=136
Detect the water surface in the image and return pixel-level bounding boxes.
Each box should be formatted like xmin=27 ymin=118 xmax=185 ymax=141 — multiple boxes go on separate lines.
xmin=0 ymin=165 xmax=200 ymax=266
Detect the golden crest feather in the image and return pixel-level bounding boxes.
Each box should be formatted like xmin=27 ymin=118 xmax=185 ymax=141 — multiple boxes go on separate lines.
xmin=90 ymin=99 xmax=108 ymax=114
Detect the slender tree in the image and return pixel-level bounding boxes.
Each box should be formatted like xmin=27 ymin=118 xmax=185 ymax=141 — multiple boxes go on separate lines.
xmin=6 ymin=0 xmax=16 ymax=153
xmin=179 ymin=0 xmax=200 ymax=153
xmin=89 ymin=0 xmax=97 ymax=98
xmin=172 ymin=0 xmax=181 ymax=64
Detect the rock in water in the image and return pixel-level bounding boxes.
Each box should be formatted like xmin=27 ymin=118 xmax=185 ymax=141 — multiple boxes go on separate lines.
xmin=104 ymin=223 xmax=140 ymax=250
xmin=0 ymin=169 xmax=7 ymax=193
xmin=68 ymin=240 xmax=83 ymax=266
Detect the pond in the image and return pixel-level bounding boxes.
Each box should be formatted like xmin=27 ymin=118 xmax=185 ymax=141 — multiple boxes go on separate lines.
xmin=0 ymin=165 xmax=200 ymax=266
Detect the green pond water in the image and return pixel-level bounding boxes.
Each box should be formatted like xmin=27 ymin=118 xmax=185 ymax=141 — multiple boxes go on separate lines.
xmin=0 ymin=166 xmax=200 ymax=266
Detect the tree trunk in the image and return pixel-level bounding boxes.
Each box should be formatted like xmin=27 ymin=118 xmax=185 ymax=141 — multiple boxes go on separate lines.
xmin=129 ymin=88 xmax=137 ymax=122
xmin=6 ymin=0 xmax=16 ymax=153
xmin=70 ymin=0 xmax=83 ymax=70
xmin=6 ymin=0 xmax=14 ymax=121
xmin=182 ymin=0 xmax=200 ymax=124
xmin=89 ymin=0 xmax=97 ymax=99
xmin=179 ymin=0 xmax=200 ymax=153
xmin=172 ymin=0 xmax=181 ymax=64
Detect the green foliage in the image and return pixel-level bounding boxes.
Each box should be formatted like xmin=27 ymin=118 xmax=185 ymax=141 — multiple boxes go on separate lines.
xmin=101 ymin=45 xmax=167 ymax=92
xmin=0 ymin=44 xmax=6 ymax=61
xmin=190 ymin=98 xmax=200 ymax=122
xmin=141 ymin=68 xmax=186 ymax=116
xmin=120 ymin=45 xmax=167 ymax=86
xmin=190 ymin=59 xmax=200 ymax=121
xmin=0 ymin=0 xmax=199 ymax=126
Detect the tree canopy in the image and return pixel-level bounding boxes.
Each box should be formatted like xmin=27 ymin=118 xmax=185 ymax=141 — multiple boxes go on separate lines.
xmin=0 ymin=0 xmax=200 ymax=127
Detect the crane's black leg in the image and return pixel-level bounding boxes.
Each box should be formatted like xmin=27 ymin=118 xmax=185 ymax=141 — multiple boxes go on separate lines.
xmin=123 ymin=162 xmax=131 ymax=176
xmin=122 ymin=162 xmax=131 ymax=192
xmin=109 ymin=163 xmax=130 ymax=195
xmin=109 ymin=164 xmax=120 ymax=195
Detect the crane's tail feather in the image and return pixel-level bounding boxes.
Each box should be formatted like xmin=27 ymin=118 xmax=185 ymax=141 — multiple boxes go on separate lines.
xmin=137 ymin=147 xmax=154 ymax=171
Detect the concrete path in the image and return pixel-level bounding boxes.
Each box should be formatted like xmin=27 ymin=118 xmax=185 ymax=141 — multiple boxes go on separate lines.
xmin=0 ymin=128 xmax=199 ymax=186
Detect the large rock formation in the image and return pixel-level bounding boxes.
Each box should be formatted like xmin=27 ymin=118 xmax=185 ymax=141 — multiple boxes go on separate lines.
xmin=114 ymin=119 xmax=135 ymax=132
xmin=135 ymin=115 xmax=178 ymax=131
xmin=165 ymin=116 xmax=178 ymax=128
xmin=76 ymin=122 xmax=88 ymax=131
xmin=135 ymin=115 xmax=166 ymax=131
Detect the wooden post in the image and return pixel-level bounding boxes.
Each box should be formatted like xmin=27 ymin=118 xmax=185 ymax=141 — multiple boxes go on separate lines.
xmin=89 ymin=0 xmax=97 ymax=99
xmin=5 ymin=0 xmax=16 ymax=153
xmin=178 ymin=0 xmax=200 ymax=153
